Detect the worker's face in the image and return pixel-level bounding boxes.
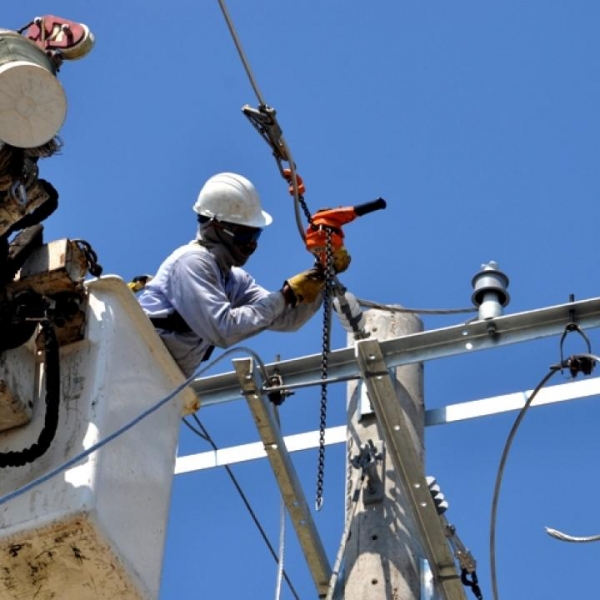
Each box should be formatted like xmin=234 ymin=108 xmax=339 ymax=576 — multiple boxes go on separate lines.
xmin=218 ymin=221 xmax=262 ymax=261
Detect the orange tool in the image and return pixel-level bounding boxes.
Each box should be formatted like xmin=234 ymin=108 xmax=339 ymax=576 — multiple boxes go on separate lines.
xmin=306 ymin=198 xmax=387 ymax=267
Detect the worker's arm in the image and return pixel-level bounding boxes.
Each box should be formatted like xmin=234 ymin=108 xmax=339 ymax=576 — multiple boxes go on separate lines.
xmin=167 ymin=249 xmax=287 ymax=348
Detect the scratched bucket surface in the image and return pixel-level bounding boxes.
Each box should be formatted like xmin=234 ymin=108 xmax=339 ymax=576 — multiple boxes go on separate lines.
xmin=0 ymin=31 xmax=66 ymax=148
xmin=0 ymin=276 xmax=198 ymax=600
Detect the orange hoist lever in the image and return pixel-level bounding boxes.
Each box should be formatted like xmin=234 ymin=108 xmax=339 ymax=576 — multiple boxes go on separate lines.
xmin=306 ymin=198 xmax=387 ymax=267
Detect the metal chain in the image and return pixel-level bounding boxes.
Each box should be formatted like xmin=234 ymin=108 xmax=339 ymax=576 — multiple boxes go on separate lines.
xmin=72 ymin=239 xmax=103 ymax=277
xmin=296 ymin=189 xmax=313 ymax=225
xmin=315 ymin=229 xmax=334 ymax=511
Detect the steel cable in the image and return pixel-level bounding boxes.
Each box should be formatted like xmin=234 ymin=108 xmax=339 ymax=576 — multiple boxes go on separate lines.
xmin=490 ymin=351 xmax=600 ymax=600
xmin=489 ymin=366 xmax=560 ymax=600
xmin=183 ymin=414 xmax=300 ymax=600
xmin=215 ymin=0 xmax=308 ymax=241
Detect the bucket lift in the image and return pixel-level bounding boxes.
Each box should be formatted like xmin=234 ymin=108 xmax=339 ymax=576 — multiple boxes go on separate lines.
xmin=0 ymin=276 xmax=198 ymax=600
xmin=0 ymin=16 xmax=198 ymax=600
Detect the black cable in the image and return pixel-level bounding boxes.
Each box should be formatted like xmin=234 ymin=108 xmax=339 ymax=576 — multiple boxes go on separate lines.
xmin=0 ymin=319 xmax=60 ymax=467
xmin=489 ymin=353 xmax=600 ymax=600
xmin=489 ymin=365 xmax=559 ymax=600
xmin=356 ymin=296 xmax=477 ymax=315
xmin=183 ymin=414 xmax=301 ymax=600
xmin=181 ymin=417 xmax=209 ymax=442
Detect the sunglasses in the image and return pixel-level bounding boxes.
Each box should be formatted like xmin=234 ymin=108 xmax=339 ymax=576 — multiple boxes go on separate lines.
xmin=219 ymin=221 xmax=263 ymax=245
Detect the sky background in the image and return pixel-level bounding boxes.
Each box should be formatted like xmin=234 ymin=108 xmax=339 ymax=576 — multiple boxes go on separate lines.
xmin=4 ymin=2 xmax=600 ymax=599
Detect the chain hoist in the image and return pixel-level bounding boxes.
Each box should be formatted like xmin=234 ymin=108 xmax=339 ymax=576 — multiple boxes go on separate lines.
xmin=315 ymin=228 xmax=334 ymax=510
xmin=216 ymin=0 xmax=388 ymax=512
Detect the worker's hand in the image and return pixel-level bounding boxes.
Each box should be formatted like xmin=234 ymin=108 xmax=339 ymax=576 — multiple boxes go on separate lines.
xmin=128 ymin=274 xmax=153 ymax=293
xmin=332 ymin=247 xmax=351 ymax=273
xmin=283 ymin=266 xmax=326 ymax=306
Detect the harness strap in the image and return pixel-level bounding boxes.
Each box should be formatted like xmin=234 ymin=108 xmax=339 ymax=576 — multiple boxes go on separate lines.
xmin=150 ymin=311 xmax=191 ymax=333
xmin=149 ymin=311 xmax=215 ymax=363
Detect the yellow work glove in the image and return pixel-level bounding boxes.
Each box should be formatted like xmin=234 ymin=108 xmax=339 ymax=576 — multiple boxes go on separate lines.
xmin=128 ymin=274 xmax=153 ymax=293
xmin=332 ymin=246 xmax=351 ymax=273
xmin=284 ymin=266 xmax=326 ymax=305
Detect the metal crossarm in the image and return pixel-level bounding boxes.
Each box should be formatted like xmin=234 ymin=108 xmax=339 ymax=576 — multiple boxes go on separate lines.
xmin=354 ymin=339 xmax=467 ymax=600
xmin=233 ymin=358 xmax=332 ymax=598
xmin=194 ymin=297 xmax=600 ymax=407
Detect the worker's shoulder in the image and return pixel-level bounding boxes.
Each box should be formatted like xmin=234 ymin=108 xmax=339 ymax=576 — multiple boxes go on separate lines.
xmin=169 ymin=241 xmax=209 ymax=260
xmin=168 ymin=241 xmax=216 ymax=270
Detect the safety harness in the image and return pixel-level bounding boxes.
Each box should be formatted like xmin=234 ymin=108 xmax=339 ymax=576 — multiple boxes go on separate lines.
xmin=128 ymin=277 xmax=216 ymax=364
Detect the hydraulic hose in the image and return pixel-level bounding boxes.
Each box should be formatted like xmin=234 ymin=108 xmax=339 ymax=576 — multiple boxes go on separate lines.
xmin=0 ymin=319 xmax=60 ymax=467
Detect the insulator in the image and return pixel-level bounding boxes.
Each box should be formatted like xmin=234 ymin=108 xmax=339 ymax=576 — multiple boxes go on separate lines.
xmin=471 ymin=261 xmax=510 ymax=320
xmin=426 ymin=475 xmax=449 ymax=515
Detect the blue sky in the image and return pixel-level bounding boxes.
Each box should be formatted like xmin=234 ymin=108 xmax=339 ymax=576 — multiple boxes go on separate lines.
xmin=5 ymin=2 xmax=600 ymax=599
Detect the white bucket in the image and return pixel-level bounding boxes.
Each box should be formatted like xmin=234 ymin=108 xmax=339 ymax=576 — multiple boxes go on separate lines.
xmin=0 ymin=276 xmax=199 ymax=599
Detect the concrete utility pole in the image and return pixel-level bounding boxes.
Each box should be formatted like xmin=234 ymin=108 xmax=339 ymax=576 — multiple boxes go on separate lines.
xmin=343 ymin=308 xmax=426 ymax=599
xmin=190 ymin=290 xmax=600 ymax=599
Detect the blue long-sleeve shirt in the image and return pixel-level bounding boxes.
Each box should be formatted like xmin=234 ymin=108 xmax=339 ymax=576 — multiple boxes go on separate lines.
xmin=138 ymin=242 xmax=321 ymax=376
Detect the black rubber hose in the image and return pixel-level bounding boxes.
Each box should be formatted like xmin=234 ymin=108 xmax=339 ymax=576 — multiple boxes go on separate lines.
xmin=0 ymin=319 xmax=60 ymax=467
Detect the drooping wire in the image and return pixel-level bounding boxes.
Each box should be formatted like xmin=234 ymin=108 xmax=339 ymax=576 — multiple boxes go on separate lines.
xmin=356 ymin=297 xmax=477 ymax=316
xmin=489 ymin=351 xmax=600 ymax=600
xmin=545 ymin=528 xmax=600 ymax=543
xmin=182 ymin=414 xmax=300 ymax=600
xmin=0 ymin=346 xmax=268 ymax=509
xmin=489 ymin=366 xmax=559 ymax=600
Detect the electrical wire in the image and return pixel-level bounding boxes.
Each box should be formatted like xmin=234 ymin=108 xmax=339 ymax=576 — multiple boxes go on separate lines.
xmin=489 ymin=352 xmax=600 ymax=600
xmin=183 ymin=414 xmax=301 ymax=600
xmin=356 ymin=296 xmax=477 ymax=316
xmin=543 ymin=353 xmax=600 ymax=545
xmin=489 ymin=365 xmax=560 ymax=600
xmin=0 ymin=345 xmax=268 ymax=509
xmin=545 ymin=528 xmax=600 ymax=543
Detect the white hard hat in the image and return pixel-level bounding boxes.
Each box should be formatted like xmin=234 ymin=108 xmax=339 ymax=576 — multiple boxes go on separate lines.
xmin=193 ymin=172 xmax=273 ymax=228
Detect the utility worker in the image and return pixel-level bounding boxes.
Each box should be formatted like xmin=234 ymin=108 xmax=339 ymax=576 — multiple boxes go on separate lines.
xmin=138 ymin=172 xmax=349 ymax=377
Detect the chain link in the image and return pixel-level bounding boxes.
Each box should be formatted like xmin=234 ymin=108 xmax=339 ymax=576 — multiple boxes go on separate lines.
xmin=297 ymin=193 xmax=313 ymax=226
xmin=72 ymin=239 xmax=103 ymax=277
xmin=315 ymin=229 xmax=334 ymax=511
